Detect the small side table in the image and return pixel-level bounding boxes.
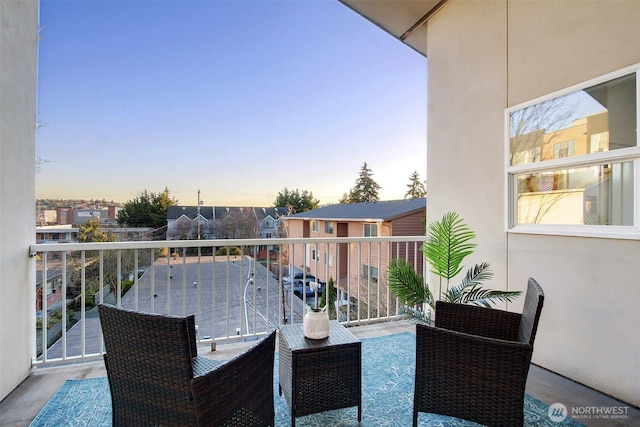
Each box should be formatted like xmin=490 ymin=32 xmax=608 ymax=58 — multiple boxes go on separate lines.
xmin=278 ymin=320 xmax=362 ymax=427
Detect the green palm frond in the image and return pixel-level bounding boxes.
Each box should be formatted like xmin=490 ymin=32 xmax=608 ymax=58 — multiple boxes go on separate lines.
xmin=422 ymin=211 xmax=476 ymax=281
xmin=443 ymin=262 xmax=521 ymax=307
xmin=463 ymin=289 xmax=522 ymax=308
xmin=387 ymin=259 xmax=434 ymax=310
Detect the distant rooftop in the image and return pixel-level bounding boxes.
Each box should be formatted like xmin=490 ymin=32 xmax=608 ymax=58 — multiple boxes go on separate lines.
xmin=166 ymin=206 xmax=288 ymax=220
xmin=286 ymin=198 xmax=426 ymax=222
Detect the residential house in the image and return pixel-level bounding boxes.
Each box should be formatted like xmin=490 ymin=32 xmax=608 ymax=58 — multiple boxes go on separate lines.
xmin=257 ymin=207 xmax=287 ymax=239
xmin=167 ymin=206 xmax=215 ymax=240
xmin=340 ymin=0 xmax=640 ymax=407
xmin=284 ymin=198 xmax=426 ymax=316
xmin=166 ymin=205 xmax=287 ymax=241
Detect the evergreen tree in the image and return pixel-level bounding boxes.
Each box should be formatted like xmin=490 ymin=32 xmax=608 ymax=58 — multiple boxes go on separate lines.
xmin=338 ymin=192 xmax=351 ymax=204
xmin=78 ymin=219 xmax=114 ymax=242
xmin=405 ymin=170 xmax=426 ymax=199
xmin=346 ymin=162 xmax=381 ymax=203
xmin=273 ymin=188 xmax=319 ymax=213
xmin=117 ymin=188 xmax=177 ymax=239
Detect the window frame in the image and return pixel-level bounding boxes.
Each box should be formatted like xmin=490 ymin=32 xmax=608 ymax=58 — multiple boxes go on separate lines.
xmin=311 ymin=221 xmax=319 ymax=233
xmin=505 ymin=64 xmax=640 ymax=240
xmin=363 ymin=223 xmax=378 ymax=237
xmin=325 ymin=221 xmax=334 ymax=234
xmin=363 ymin=264 xmax=379 ymax=283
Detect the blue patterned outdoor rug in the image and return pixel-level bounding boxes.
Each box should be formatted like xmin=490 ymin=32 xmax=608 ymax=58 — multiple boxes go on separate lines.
xmin=31 ymin=332 xmax=583 ymax=426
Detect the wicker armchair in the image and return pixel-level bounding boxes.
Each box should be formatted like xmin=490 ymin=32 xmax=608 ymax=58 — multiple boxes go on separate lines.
xmin=98 ymin=304 xmax=276 ymax=427
xmin=412 ymin=278 xmax=544 ymax=427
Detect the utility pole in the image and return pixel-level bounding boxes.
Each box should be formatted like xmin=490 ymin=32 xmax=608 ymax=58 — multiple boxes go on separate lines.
xmin=197 ymin=189 xmax=201 ymax=240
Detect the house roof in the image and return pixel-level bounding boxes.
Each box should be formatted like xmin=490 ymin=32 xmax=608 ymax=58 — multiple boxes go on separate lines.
xmin=166 ymin=206 xmax=214 ymax=220
xmin=285 ymin=198 xmax=426 ymax=222
xmin=167 ymin=206 xmax=288 ymax=221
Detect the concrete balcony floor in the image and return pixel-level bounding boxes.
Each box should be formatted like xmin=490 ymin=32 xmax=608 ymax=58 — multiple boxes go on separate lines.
xmin=1 ymin=320 xmax=638 ymax=427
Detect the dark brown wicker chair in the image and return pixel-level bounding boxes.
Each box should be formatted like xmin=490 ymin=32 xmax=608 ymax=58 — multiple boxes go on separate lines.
xmin=98 ymin=303 xmax=276 ymax=427
xmin=412 ymin=277 xmax=544 ymax=427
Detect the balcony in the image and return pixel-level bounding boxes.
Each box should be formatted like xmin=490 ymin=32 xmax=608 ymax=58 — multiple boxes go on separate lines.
xmin=1 ymin=236 xmax=638 ymax=426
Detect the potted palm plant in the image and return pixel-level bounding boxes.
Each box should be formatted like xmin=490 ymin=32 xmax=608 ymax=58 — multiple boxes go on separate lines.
xmin=388 ymin=211 xmax=521 ymax=323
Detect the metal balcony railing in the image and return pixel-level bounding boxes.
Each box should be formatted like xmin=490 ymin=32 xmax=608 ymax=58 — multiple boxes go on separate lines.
xmin=30 ymin=236 xmax=426 ymax=364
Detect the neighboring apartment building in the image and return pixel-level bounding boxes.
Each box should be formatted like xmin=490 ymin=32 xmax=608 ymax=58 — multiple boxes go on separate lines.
xmin=38 ymin=206 xmax=120 ymax=226
xmin=511 ymin=110 xmax=629 ymax=225
xmin=36 ymin=225 xmax=78 ymax=244
xmin=35 ymin=225 xmax=153 ymax=244
xmin=284 ymin=198 xmax=426 ymax=294
xmin=166 ymin=205 xmax=287 ymax=241
xmin=340 ymin=0 xmax=640 ymax=407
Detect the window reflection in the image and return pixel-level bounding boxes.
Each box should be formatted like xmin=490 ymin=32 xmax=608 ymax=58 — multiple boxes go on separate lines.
xmin=510 ymin=74 xmax=636 ymax=166
xmin=516 ymin=162 xmax=634 ymax=226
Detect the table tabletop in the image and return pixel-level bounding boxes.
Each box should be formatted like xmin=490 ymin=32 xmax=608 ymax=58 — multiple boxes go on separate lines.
xmin=279 ymin=320 xmax=360 ymax=352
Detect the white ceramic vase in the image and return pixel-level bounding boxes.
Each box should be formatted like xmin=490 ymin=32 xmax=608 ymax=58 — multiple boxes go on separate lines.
xmin=303 ymin=308 xmax=329 ymax=339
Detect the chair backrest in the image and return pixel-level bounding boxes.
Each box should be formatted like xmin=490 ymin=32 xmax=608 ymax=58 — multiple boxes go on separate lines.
xmin=98 ymin=304 xmax=198 ymax=425
xmin=191 ymin=329 xmax=277 ymax=426
xmin=518 ymin=278 xmax=545 ymax=345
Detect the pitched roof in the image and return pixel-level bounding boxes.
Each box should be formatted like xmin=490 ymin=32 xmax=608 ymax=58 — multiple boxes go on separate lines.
xmin=167 ymin=206 xmax=288 ymax=221
xmin=166 ymin=206 xmax=214 ymax=220
xmin=285 ymin=198 xmax=426 ymax=222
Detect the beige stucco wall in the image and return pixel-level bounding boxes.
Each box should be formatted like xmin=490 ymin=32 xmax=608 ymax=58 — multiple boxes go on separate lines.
xmin=426 ymin=0 xmax=640 ymax=406
xmin=425 ymin=0 xmax=509 ymax=294
xmin=0 ymin=0 xmax=39 ymax=400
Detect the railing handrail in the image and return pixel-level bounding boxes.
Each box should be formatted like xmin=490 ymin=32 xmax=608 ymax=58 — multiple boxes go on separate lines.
xmin=31 ymin=235 xmax=427 ymax=252
xmin=32 ymin=235 xmax=428 ymax=364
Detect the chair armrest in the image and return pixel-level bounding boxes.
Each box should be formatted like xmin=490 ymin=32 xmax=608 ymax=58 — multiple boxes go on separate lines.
xmin=435 ymin=301 xmax=522 ymax=342
xmin=186 ymin=315 xmax=198 ymax=358
xmin=191 ymin=330 xmax=276 ymax=426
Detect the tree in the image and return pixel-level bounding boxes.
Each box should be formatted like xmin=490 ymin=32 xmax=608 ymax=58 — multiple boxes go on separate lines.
xmin=405 ymin=171 xmax=426 ymax=199
xmin=117 ymin=188 xmax=177 ymax=239
xmin=344 ymin=162 xmax=381 ymax=203
xmin=78 ymin=219 xmax=114 ymax=243
xmin=273 ymin=188 xmax=319 ymax=214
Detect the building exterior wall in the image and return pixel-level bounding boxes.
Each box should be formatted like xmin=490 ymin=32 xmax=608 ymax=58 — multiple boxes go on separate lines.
xmin=426 ymin=0 xmax=640 ymax=406
xmin=0 ymin=0 xmax=39 ymax=400
xmin=287 ymin=215 xmax=425 ymax=301
xmin=390 ymin=211 xmax=425 ymax=275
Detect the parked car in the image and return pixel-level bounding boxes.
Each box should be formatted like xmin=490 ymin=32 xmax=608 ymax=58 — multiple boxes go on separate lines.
xmin=283 ymin=273 xmax=326 ymax=298
xmin=281 ymin=271 xmax=313 ymax=286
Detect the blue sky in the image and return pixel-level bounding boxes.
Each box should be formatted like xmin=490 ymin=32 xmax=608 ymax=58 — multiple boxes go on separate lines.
xmin=36 ymin=0 xmax=426 ymax=207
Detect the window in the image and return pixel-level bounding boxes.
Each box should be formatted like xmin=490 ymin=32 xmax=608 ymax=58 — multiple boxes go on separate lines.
xmin=324 ymin=253 xmax=333 ymax=267
xmin=362 ymin=265 xmax=379 ymax=283
xmin=311 ymin=249 xmax=317 ymax=261
xmin=363 ymin=223 xmax=378 ymax=237
xmin=507 ymin=66 xmax=639 ymax=237
xmin=325 ymin=221 xmax=334 ymax=234
xmin=311 ymin=221 xmax=319 ymax=232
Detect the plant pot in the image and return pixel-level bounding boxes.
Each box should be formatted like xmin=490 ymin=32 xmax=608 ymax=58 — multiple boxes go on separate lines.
xmin=303 ymin=308 xmax=329 ymax=339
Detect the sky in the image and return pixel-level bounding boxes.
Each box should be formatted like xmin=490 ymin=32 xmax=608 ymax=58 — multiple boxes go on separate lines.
xmin=36 ymin=0 xmax=427 ymax=207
